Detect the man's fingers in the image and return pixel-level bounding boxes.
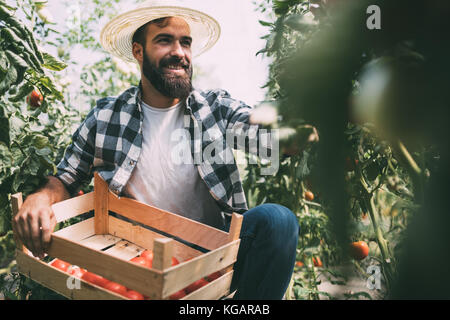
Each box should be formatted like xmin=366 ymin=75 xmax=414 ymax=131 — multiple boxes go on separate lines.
xmin=39 ymin=210 xmax=54 ymax=253
xmin=28 ymin=214 xmax=42 ymax=257
xmin=17 ymin=215 xmax=33 ymax=253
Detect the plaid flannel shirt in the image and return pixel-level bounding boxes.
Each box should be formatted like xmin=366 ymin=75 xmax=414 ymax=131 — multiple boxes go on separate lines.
xmin=55 ymin=84 xmax=273 ymax=216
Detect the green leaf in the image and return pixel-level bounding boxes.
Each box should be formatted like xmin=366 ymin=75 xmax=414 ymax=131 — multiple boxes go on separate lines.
xmin=33 ymin=135 xmax=49 ymax=149
xmin=296 ymin=150 xmax=310 ymax=179
xmin=5 ymin=50 xmax=28 ymax=70
xmin=35 ymin=147 xmax=51 ymax=156
xmin=0 ymin=66 xmax=17 ymax=95
xmin=259 ymin=20 xmax=273 ymax=27
xmin=42 ymin=52 xmax=67 ymax=71
xmin=0 ymin=50 xmax=9 ymax=72
xmin=8 ymin=82 xmax=34 ymax=102
xmin=39 ymin=75 xmax=64 ymax=101
xmin=0 ymin=106 xmax=9 ymax=145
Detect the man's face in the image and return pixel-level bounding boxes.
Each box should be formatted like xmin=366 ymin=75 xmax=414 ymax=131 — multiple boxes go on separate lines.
xmin=142 ymin=17 xmax=193 ymax=99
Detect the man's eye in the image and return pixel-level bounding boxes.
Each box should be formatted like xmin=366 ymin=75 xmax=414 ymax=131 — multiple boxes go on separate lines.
xmin=159 ymin=38 xmax=170 ymax=43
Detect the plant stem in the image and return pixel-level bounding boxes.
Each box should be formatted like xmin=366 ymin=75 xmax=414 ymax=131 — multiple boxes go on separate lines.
xmin=392 ymin=140 xmax=425 ymax=205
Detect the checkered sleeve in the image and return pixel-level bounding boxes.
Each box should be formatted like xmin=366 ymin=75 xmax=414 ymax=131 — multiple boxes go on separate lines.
xmin=220 ymin=92 xmax=273 ymax=159
xmin=54 ymin=108 xmax=97 ymax=196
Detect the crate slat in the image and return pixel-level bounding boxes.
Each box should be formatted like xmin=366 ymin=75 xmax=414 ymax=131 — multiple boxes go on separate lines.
xmin=94 ymin=173 xmax=109 ymax=234
xmin=53 ymin=217 xmax=95 ymax=241
xmin=108 ymin=216 xmax=201 ymax=262
xmin=52 ymin=192 xmax=94 ymax=223
xmin=78 ymin=234 xmax=123 ymax=251
xmin=46 ymin=234 xmax=164 ymax=299
xmin=108 ymin=192 xmax=229 ymax=251
xmin=102 ymin=240 xmax=145 ymax=261
xmin=161 ymin=240 xmax=240 ymax=298
xmin=16 ymin=250 xmax=124 ymax=300
xmin=182 ymin=271 xmax=234 ymax=300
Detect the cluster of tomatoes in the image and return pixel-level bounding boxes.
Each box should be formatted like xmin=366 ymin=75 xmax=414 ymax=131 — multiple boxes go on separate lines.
xmin=295 ymin=241 xmax=370 ymax=268
xmin=49 ymin=249 xmax=224 ymax=300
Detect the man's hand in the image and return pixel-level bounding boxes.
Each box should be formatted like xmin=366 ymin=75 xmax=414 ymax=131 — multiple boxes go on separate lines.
xmin=11 ymin=176 xmax=69 ymax=259
xmin=12 ymin=193 xmax=57 ymax=259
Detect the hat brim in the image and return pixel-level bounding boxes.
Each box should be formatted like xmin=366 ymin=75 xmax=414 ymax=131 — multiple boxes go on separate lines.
xmin=100 ymin=6 xmax=221 ymax=63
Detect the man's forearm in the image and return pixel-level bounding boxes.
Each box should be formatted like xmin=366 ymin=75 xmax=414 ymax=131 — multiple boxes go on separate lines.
xmin=31 ymin=176 xmax=71 ymax=205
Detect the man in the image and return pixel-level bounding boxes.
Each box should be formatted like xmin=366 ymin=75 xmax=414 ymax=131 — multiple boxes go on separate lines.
xmin=13 ymin=0 xmax=299 ymax=299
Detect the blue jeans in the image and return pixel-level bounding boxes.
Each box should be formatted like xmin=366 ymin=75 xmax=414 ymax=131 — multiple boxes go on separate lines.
xmin=228 ymin=203 xmax=300 ymax=300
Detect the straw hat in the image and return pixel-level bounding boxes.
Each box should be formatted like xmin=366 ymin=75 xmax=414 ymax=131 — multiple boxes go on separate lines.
xmin=100 ymin=0 xmax=221 ymax=63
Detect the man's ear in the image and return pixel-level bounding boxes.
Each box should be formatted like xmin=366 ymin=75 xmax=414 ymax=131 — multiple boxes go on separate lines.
xmin=132 ymin=42 xmax=144 ymax=64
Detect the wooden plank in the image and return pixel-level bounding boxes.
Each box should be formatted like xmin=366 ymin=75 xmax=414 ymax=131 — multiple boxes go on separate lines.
xmin=10 ymin=193 xmax=29 ymax=254
xmin=16 ymin=250 xmax=125 ymax=300
xmin=161 ymin=240 xmax=240 ymax=298
xmin=182 ymin=271 xmax=233 ymax=300
xmin=225 ymin=213 xmax=243 ymax=273
xmin=103 ymin=240 xmax=145 ymax=261
xmin=53 ymin=218 xmax=95 ymax=242
xmin=78 ymin=234 xmax=122 ymax=251
xmin=108 ymin=216 xmax=202 ymax=262
xmin=51 ymin=192 xmax=94 ymax=223
xmin=94 ymin=173 xmax=108 ymax=234
xmin=46 ymin=234 xmax=164 ymax=299
xmin=108 ymin=192 xmax=229 ymax=251
xmin=153 ymin=238 xmax=174 ymax=271
xmin=227 ymin=213 xmax=243 ymax=242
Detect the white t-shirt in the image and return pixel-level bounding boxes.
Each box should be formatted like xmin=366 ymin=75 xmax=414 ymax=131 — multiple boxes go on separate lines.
xmin=123 ymin=100 xmax=226 ymax=230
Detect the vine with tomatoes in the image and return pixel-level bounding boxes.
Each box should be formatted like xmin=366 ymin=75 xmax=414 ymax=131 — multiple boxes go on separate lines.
xmin=0 ymin=0 xmax=83 ymax=299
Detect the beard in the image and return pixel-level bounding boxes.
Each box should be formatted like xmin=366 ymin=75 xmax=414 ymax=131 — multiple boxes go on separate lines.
xmin=142 ymin=49 xmax=193 ymax=99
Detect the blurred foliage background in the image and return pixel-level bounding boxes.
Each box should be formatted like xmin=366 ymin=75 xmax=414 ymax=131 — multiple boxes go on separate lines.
xmin=246 ymin=0 xmax=450 ymax=299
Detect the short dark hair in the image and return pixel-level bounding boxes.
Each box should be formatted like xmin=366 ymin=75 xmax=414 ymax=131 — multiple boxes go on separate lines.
xmin=132 ymin=17 xmax=171 ymax=47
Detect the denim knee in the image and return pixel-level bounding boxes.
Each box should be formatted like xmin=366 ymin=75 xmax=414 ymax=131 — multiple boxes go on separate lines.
xmin=241 ymin=203 xmax=299 ymax=242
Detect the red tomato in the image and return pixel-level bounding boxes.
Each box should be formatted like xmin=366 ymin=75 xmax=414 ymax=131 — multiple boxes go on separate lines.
xmin=349 ymin=241 xmax=370 ymax=260
xmin=130 ymin=256 xmax=152 ymax=268
xmin=172 ymin=257 xmax=179 ymax=266
xmin=184 ymin=278 xmax=209 ymax=294
xmin=77 ymin=190 xmax=84 ymax=196
xmin=103 ymin=281 xmax=127 ymax=295
xmin=304 ymin=191 xmax=315 ymax=201
xmin=295 ymin=261 xmax=304 ymax=267
xmin=50 ymin=259 xmax=70 ymax=272
xmin=27 ymin=90 xmax=43 ymax=109
xmin=68 ymin=265 xmax=87 ymax=278
xmin=81 ymin=272 xmax=110 ymax=288
xmin=169 ymin=289 xmax=187 ymax=300
xmin=123 ymin=290 xmax=145 ymax=300
xmin=206 ymin=271 xmax=222 ymax=282
xmin=313 ymin=257 xmax=323 ymax=267
xmin=140 ymin=250 xmax=153 ymax=261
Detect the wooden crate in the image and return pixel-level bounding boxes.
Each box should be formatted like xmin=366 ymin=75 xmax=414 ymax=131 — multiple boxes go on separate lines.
xmin=10 ymin=173 xmax=242 ymax=300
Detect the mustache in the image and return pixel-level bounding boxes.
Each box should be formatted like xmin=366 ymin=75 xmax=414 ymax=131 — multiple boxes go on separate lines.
xmin=159 ymin=57 xmax=190 ymax=69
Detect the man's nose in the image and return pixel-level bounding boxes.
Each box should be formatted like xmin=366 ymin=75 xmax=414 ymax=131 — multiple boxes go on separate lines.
xmin=170 ymin=41 xmax=186 ymax=58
